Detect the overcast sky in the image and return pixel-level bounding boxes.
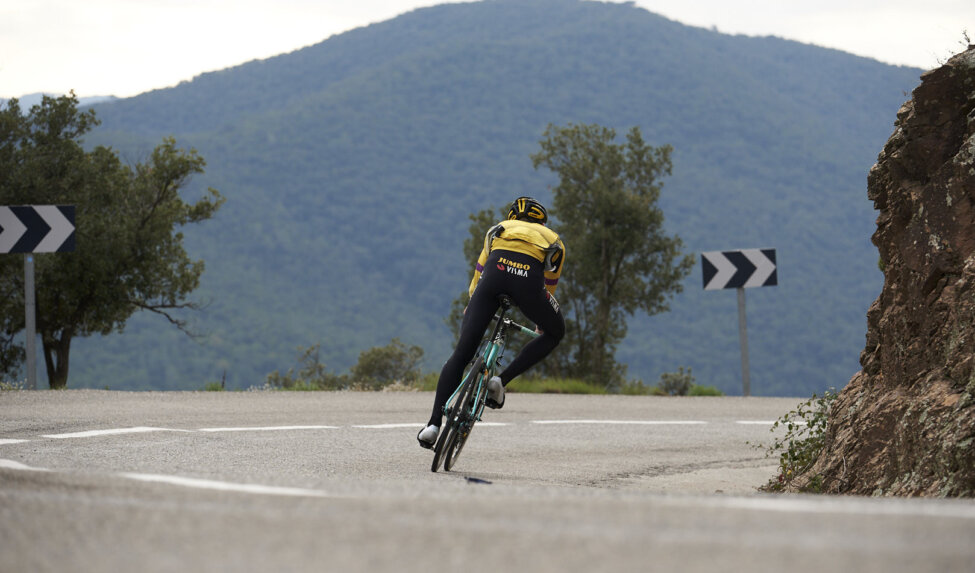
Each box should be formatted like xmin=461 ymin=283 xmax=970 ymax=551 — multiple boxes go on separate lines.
xmin=1 ymin=0 xmax=972 ymax=99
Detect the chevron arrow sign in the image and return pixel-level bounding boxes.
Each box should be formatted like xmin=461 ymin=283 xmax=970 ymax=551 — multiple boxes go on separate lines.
xmin=702 ymin=248 xmax=776 ymax=290
xmin=0 ymin=205 xmax=76 ymax=253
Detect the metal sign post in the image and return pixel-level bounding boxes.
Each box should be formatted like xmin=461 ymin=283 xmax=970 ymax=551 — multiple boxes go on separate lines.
xmin=0 ymin=205 xmax=76 ymax=390
xmin=24 ymin=254 xmax=37 ymax=390
xmin=736 ymin=287 xmax=750 ymax=397
xmin=702 ymin=248 xmax=776 ymax=396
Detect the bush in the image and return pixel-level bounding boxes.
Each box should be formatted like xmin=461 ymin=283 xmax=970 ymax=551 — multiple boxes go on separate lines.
xmin=0 ymin=379 xmax=25 ymax=391
xmin=657 ymin=366 xmax=694 ymax=395
xmin=265 ymin=344 xmax=347 ymax=390
xmin=349 ymin=338 xmax=424 ymax=390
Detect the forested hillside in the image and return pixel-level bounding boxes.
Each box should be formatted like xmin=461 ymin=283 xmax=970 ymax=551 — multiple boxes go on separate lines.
xmin=68 ymin=0 xmax=922 ymax=395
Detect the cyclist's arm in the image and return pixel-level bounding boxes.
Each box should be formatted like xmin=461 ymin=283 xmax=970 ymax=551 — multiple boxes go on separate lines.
xmin=543 ymin=239 xmax=565 ymax=296
xmin=468 ymin=245 xmax=489 ymax=298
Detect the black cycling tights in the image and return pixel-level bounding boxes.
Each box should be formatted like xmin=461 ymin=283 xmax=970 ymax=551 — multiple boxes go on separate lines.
xmin=428 ymin=249 xmax=565 ymax=427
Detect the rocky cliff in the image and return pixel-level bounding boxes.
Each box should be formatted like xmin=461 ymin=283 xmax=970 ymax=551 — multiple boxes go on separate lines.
xmin=797 ymin=46 xmax=975 ymax=496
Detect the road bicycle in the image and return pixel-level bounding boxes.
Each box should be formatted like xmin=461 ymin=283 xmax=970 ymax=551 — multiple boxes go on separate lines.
xmin=430 ymin=295 xmax=537 ymax=473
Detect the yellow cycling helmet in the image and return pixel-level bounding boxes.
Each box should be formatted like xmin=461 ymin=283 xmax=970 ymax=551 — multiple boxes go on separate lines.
xmin=507 ymin=196 xmax=548 ymax=224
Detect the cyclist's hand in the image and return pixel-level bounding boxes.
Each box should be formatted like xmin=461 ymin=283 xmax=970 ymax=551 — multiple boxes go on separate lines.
xmin=535 ymin=326 xmax=543 ymax=335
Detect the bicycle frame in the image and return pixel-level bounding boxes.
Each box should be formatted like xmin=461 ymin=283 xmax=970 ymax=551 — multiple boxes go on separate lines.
xmin=441 ymin=300 xmax=538 ymax=421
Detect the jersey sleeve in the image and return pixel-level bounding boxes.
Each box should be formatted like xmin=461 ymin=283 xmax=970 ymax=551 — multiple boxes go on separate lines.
xmin=543 ymin=238 xmax=565 ymax=295
xmin=467 ymin=234 xmax=492 ymax=298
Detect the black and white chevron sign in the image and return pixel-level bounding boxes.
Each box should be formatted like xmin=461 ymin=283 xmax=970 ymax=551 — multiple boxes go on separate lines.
xmin=702 ymin=249 xmax=777 ymax=290
xmin=0 ymin=205 xmax=76 ymax=253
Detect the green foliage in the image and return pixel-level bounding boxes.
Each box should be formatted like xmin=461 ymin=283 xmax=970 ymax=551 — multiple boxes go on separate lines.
xmin=349 ymin=337 xmax=424 ymax=390
xmin=688 ymin=384 xmax=724 ymax=396
xmin=265 ymin=344 xmax=348 ymax=391
xmin=657 ymin=366 xmax=695 ymax=396
xmin=531 ymin=123 xmax=695 ymax=387
xmin=506 ymin=377 xmax=608 ymax=395
xmin=619 ymin=380 xmax=661 ymax=395
xmin=267 ymin=338 xmax=424 ymax=391
xmin=0 ymin=94 xmax=223 ymax=388
xmin=0 ymin=378 xmax=25 ymax=391
xmin=202 ymin=382 xmax=225 ymax=392
xmin=413 ymin=372 xmax=439 ymax=392
xmin=758 ymin=388 xmax=838 ymax=493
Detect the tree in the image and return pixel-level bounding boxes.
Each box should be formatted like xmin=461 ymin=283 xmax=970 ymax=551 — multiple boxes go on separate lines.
xmin=0 ymin=94 xmax=224 ymax=388
xmin=530 ymin=123 xmax=694 ymax=387
xmin=349 ymin=337 xmax=424 ymax=389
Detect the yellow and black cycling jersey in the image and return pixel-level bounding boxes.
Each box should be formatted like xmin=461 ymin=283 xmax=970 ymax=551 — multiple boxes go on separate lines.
xmin=468 ymin=219 xmax=565 ymax=297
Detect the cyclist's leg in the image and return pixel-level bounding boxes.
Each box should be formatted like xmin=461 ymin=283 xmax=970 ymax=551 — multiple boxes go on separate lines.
xmin=427 ymin=282 xmax=499 ymax=427
xmin=499 ymin=287 xmax=565 ymax=385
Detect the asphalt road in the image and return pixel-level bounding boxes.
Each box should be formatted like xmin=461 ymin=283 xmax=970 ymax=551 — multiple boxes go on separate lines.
xmin=1 ymin=390 xmax=973 ymax=572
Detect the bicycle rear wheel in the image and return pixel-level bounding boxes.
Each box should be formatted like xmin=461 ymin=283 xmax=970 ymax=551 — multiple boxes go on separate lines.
xmin=431 ymin=357 xmax=483 ymax=473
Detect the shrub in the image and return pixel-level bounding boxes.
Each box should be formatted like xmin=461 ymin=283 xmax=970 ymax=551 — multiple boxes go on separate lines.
xmin=0 ymin=379 xmax=25 ymax=391
xmin=757 ymin=388 xmax=837 ymax=493
xmin=265 ymin=344 xmax=347 ymax=390
xmin=349 ymin=338 xmax=424 ymax=390
xmin=657 ymin=366 xmax=694 ymax=395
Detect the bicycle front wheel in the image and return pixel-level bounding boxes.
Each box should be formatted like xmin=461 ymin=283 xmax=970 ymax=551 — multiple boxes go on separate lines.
xmin=432 ymin=357 xmax=483 ymax=472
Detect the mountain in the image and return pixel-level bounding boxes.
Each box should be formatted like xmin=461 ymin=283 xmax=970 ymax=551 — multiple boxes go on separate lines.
xmin=67 ymin=0 xmax=923 ymax=395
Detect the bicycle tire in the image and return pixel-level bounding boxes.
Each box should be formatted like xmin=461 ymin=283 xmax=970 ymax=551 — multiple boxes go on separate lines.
xmin=444 ymin=378 xmax=488 ymax=471
xmin=431 ymin=358 xmax=484 ymax=472
xmin=430 ymin=421 xmax=457 ymax=472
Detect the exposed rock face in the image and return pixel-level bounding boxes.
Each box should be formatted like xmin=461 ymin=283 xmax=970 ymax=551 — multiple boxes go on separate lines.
xmin=798 ymin=47 xmax=975 ymax=496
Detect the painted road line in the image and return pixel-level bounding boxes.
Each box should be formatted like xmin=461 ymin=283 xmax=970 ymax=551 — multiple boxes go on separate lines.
xmin=532 ymin=420 xmax=708 ymax=425
xmin=197 ymin=425 xmax=340 ymax=432
xmin=120 ymin=473 xmax=335 ymax=498
xmin=352 ymin=424 xmax=424 ymax=429
xmin=0 ymin=439 xmax=29 ymax=445
xmin=736 ymin=420 xmax=806 ymax=425
xmin=42 ymin=426 xmax=187 ymax=439
xmin=0 ymin=459 xmax=51 ymax=472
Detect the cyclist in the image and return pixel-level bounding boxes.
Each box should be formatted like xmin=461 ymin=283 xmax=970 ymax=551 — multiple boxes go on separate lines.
xmin=418 ymin=196 xmax=566 ymax=449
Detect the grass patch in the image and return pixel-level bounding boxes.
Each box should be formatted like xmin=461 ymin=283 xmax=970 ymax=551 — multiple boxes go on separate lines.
xmin=507 ymin=377 xmax=608 ymax=394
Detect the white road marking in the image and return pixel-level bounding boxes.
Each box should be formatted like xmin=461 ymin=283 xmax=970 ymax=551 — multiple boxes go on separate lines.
xmin=2 ymin=419 xmax=783 ymax=444
xmin=43 ymin=426 xmax=187 ymax=439
xmin=352 ymin=423 xmax=424 ymax=429
xmin=532 ymin=420 xmax=707 ymax=425
xmin=120 ymin=472 xmax=335 ymax=498
xmin=696 ymin=494 xmax=975 ymax=520
xmin=198 ymin=425 xmax=339 ymax=432
xmin=0 ymin=459 xmax=51 ymax=472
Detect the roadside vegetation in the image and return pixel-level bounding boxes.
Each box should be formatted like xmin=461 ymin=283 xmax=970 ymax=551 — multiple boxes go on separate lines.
xmin=234 ymin=339 xmax=723 ymax=397
xmin=754 ymin=389 xmax=838 ymax=493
